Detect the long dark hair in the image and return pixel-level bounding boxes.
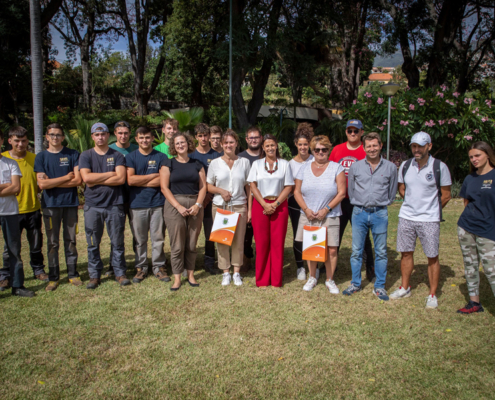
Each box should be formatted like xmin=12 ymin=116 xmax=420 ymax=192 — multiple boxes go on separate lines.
xmin=469 ymin=141 xmax=495 ymax=173
xmin=260 ymin=134 xmax=281 ymax=159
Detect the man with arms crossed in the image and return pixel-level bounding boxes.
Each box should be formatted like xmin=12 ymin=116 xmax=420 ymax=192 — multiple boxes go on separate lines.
xmin=154 ymin=118 xmax=178 ymax=159
xmin=0 ymin=128 xmax=34 ymax=297
xmin=342 ymin=132 xmax=398 ymax=300
xmin=79 ymin=123 xmax=130 ymax=289
xmin=390 ymin=131 xmax=452 ymax=308
xmin=126 ymin=126 xmax=170 ymax=284
xmin=329 ymin=119 xmax=375 ymax=281
xmin=190 ymin=123 xmax=222 ymax=275
xmin=238 ymin=126 xmax=262 ymax=273
xmin=35 ymin=123 xmax=83 ymax=291
xmin=106 ymin=121 xmax=138 ymax=277
xmin=0 ymin=126 xmax=48 ymax=292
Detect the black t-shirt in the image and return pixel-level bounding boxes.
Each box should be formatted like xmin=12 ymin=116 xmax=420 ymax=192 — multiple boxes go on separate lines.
xmin=126 ymin=149 xmax=166 ymax=209
xmin=168 ymin=158 xmax=203 ymax=195
xmin=458 ymin=169 xmax=495 ymax=241
xmin=238 ymin=150 xmax=260 ymax=166
xmin=79 ymin=148 xmax=125 ymax=207
xmin=34 ymin=147 xmax=80 ymax=208
xmin=189 ymin=148 xmax=221 ymax=174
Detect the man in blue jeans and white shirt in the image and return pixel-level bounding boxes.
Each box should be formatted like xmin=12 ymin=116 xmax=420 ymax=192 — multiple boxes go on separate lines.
xmin=343 ymin=132 xmax=398 ymax=300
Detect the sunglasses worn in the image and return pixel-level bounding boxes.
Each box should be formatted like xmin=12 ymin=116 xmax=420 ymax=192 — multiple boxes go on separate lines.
xmin=347 ymin=129 xmax=360 ymax=134
xmin=314 ymin=148 xmax=329 ymax=153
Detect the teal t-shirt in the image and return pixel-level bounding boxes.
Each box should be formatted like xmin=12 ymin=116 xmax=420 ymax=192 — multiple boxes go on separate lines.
xmin=109 ymin=143 xmax=138 ymax=156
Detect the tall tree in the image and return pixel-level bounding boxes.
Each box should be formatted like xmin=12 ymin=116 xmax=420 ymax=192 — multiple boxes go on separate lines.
xmin=115 ymin=0 xmax=171 ymax=116
xmin=30 ymin=0 xmax=44 ymax=153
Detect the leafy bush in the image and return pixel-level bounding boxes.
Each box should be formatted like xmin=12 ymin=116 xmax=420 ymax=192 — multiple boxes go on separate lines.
xmin=64 ymin=115 xmax=100 ymax=153
xmin=162 ymin=107 xmax=204 ymax=132
xmin=450 ymin=179 xmax=463 ymax=199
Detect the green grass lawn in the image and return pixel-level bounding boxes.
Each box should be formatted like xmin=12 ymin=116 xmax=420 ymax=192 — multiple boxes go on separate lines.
xmin=1 ymin=200 xmax=494 ymax=399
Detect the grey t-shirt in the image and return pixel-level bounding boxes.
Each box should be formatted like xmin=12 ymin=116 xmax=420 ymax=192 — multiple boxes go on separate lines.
xmin=295 ymin=161 xmax=344 ymax=217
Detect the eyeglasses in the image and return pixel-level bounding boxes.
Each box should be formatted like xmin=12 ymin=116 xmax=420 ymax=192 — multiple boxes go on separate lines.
xmin=247 ymin=137 xmax=261 ymax=141
xmin=314 ymin=148 xmax=329 ymax=153
xmin=347 ymin=129 xmax=360 ymax=135
xmin=48 ymin=134 xmax=64 ymax=139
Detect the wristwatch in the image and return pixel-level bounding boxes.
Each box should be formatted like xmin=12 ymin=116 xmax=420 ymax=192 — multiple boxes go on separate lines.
xmin=195 ymin=203 xmax=203 ymax=208
xmin=325 ymin=205 xmax=332 ymax=212
xmin=276 ymin=201 xmax=281 ymax=206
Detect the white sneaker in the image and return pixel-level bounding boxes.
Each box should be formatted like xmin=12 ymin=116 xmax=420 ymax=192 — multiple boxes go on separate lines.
xmin=315 ymin=268 xmax=320 ymax=281
xmin=425 ymin=294 xmax=438 ymax=309
xmin=390 ymin=286 xmax=411 ymax=300
xmin=233 ymin=273 xmax=243 ymax=286
xmin=221 ymin=273 xmax=231 ymax=286
xmin=303 ymin=277 xmax=317 ymax=291
xmin=297 ymin=267 xmax=306 ymax=281
xmin=325 ymin=279 xmax=339 ymax=294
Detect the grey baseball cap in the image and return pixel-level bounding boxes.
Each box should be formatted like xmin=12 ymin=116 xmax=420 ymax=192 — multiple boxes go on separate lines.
xmin=91 ymin=123 xmax=109 ymax=134
xmin=410 ymin=131 xmax=431 ymax=146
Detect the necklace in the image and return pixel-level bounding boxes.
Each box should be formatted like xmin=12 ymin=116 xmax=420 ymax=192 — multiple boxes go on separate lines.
xmin=265 ymin=159 xmax=278 ymax=174
xmin=314 ymin=161 xmax=328 ymax=169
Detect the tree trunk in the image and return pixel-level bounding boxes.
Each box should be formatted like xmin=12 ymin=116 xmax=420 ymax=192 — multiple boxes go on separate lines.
xmin=399 ymin=31 xmax=420 ymax=88
xmin=29 ymin=0 xmax=43 ymax=154
xmin=81 ymin=45 xmax=92 ymax=109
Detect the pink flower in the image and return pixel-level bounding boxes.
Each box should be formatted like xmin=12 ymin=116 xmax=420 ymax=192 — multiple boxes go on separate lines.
xmin=441 ymin=84 xmax=448 ymax=91
xmin=424 ymin=120 xmax=436 ymax=127
xmin=353 ymin=99 xmax=357 ymax=105
xmin=473 ymin=129 xmax=480 ymax=134
xmin=453 ymin=92 xmax=460 ymax=98
xmin=405 ymin=85 xmax=410 ymax=91
xmin=486 ymin=99 xmax=492 ymax=108
xmin=377 ymin=98 xmax=384 ymax=104
xmin=438 ymin=120 xmax=445 ymax=126
xmin=364 ymin=92 xmax=372 ymax=98
xmin=448 ymin=118 xmax=458 ymax=125
xmin=391 ymin=106 xmax=396 ymax=110
xmin=464 ymin=135 xmax=473 ymax=141
xmin=482 ymin=117 xmax=489 ymax=122
xmin=378 ymin=126 xmax=384 ymax=131
xmin=446 ymin=100 xmax=455 ymax=106
xmin=382 ymin=119 xmax=388 ymax=126
xmin=464 ymin=98 xmax=474 ymax=105
xmin=436 ymin=91 xmax=444 ymax=98
xmin=409 ymin=104 xmax=415 ymax=111
xmin=417 ymin=98 xmax=426 ymax=106
xmin=448 ymin=134 xmax=454 ymax=138
xmin=400 ymin=120 xmax=409 ymax=126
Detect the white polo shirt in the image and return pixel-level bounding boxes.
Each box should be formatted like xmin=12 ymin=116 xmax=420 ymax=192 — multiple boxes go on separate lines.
xmin=398 ymin=155 xmax=451 ymax=222
xmin=0 ymin=156 xmax=22 ymax=216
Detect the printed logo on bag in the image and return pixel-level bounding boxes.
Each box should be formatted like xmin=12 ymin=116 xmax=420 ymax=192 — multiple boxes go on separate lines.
xmin=59 ymin=157 xmax=69 ymax=166
xmin=425 ymin=171 xmax=434 ymax=182
xmin=312 ymin=234 xmax=317 ymax=242
xmin=482 ymin=179 xmax=492 ymax=190
xmin=107 ymin=157 xmax=115 ymax=166
xmin=223 ymin=218 xmax=229 ymax=225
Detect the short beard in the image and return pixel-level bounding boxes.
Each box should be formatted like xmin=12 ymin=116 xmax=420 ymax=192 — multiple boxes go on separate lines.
xmin=248 ymin=143 xmax=261 ymax=151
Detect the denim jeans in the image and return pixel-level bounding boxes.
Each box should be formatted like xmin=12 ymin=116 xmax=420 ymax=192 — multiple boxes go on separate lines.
xmin=0 ymin=215 xmax=25 ymax=288
xmin=350 ymin=206 xmax=389 ymax=289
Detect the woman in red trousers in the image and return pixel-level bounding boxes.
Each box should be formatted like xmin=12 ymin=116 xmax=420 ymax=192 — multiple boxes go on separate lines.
xmin=247 ymin=134 xmax=294 ymax=287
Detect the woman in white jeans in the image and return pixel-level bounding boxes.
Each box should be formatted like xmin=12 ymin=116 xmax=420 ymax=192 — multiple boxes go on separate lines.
xmin=207 ymin=130 xmax=251 ymax=286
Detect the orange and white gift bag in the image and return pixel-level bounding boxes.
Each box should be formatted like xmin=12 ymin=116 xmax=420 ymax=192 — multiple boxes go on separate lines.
xmin=209 ymin=208 xmax=241 ymax=246
xmin=302 ymin=225 xmax=327 ymax=262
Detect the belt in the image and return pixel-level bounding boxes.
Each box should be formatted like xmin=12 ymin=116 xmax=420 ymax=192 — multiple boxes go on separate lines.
xmin=355 ymin=205 xmax=385 ymax=213
xmin=264 ymin=196 xmax=278 ymax=200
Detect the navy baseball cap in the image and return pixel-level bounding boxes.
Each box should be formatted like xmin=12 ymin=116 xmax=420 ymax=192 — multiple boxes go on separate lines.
xmin=346 ymin=119 xmax=363 ymax=130
xmin=91 ymin=123 xmax=109 ymax=134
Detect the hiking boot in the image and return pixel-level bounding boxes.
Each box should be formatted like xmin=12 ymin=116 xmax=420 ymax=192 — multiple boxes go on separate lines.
xmin=86 ymin=278 xmax=101 ymax=290
xmin=69 ymin=277 xmax=83 ymax=287
xmin=45 ymin=281 xmax=59 ymax=292
xmin=104 ymin=265 xmax=114 ymax=277
xmin=116 ymin=275 xmax=131 ymax=286
xmin=156 ymin=268 xmax=171 ymax=282
xmin=12 ymin=287 xmax=36 ymax=297
xmin=133 ymin=268 xmax=147 ymax=284
xmin=35 ymin=272 xmax=49 ymax=282
xmin=457 ymin=300 xmax=484 ymax=314
xmin=0 ymin=279 xmax=10 ymax=292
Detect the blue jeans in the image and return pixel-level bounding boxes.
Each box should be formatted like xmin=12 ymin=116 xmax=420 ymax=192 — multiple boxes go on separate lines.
xmin=350 ymin=206 xmax=389 ymax=289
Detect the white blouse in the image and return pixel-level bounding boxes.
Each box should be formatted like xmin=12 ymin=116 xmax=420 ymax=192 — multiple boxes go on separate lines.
xmin=207 ymin=157 xmax=251 ymax=206
xmin=247 ymin=158 xmax=294 ymax=198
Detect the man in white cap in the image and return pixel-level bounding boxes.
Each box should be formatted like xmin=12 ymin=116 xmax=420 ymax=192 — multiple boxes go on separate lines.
xmin=79 ymin=123 xmax=130 ymax=289
xmin=390 ymin=131 xmax=452 ymax=308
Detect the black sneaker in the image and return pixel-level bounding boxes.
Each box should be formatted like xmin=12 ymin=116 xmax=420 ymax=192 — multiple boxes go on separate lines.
xmin=12 ymin=287 xmax=36 ymax=297
xmin=457 ymin=300 xmax=484 ymax=314
xmin=204 ymin=264 xmax=222 ymax=275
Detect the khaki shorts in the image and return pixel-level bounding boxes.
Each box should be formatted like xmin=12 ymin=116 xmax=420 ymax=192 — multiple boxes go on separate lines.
xmin=295 ymin=213 xmax=340 ymax=247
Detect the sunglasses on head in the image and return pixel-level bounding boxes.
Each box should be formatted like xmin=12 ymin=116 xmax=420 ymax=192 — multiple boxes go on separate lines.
xmin=314 ymin=148 xmax=329 ymax=154
xmin=347 ymin=129 xmax=360 ymax=134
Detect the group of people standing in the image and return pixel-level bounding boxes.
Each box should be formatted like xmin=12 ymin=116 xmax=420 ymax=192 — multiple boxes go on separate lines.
xmin=0 ymin=117 xmax=493 ymax=314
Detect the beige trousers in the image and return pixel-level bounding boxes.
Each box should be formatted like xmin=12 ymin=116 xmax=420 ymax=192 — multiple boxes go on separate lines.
xmin=212 ymin=204 xmax=248 ymax=271
xmin=164 ymin=195 xmax=204 ymax=274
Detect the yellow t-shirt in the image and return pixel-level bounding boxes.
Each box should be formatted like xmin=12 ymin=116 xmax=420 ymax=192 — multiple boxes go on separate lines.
xmin=1 ymin=151 xmax=40 ymax=214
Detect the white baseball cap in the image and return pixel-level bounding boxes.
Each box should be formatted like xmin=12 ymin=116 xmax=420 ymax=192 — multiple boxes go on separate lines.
xmin=410 ymin=131 xmax=431 ymax=146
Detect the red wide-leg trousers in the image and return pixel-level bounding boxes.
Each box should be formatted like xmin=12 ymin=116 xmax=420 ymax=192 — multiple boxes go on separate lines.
xmin=252 ymin=199 xmax=289 ymax=287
